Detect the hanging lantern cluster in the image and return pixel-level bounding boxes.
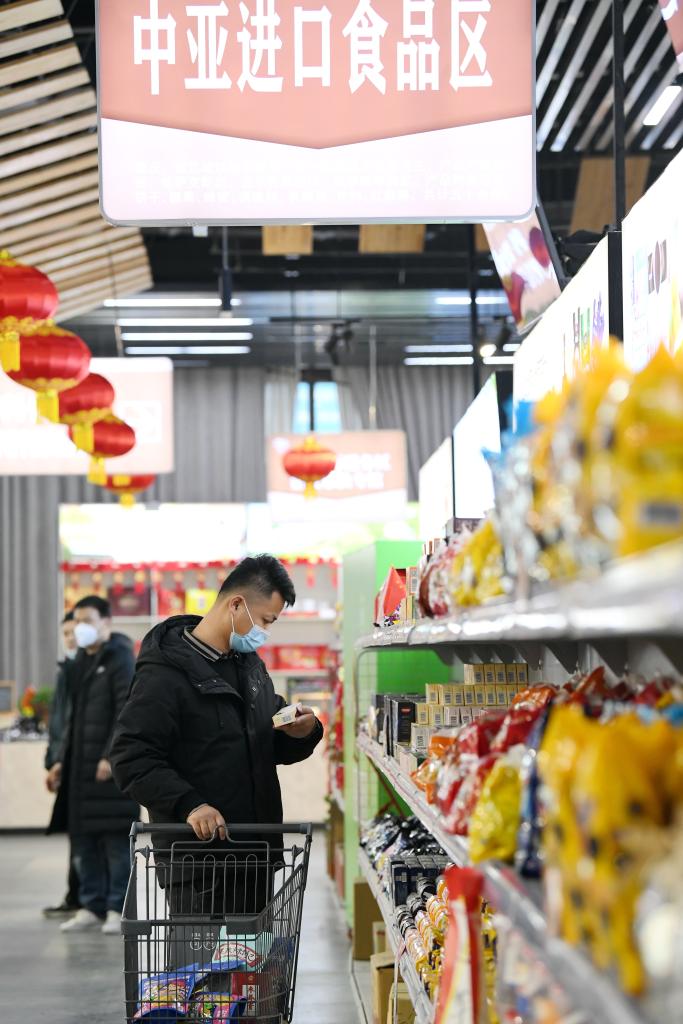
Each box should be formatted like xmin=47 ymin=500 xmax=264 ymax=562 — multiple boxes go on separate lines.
xmin=0 ymin=251 xmax=142 ymax=495
xmin=283 ymin=435 xmax=337 ymax=498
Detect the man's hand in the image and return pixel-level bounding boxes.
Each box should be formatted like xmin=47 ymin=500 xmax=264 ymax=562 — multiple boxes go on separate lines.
xmin=95 ymin=758 xmax=113 ymax=783
xmin=187 ymin=804 xmax=227 ymax=841
xmin=277 ymin=705 xmax=318 ymax=740
xmin=46 ymin=763 xmax=62 ymax=793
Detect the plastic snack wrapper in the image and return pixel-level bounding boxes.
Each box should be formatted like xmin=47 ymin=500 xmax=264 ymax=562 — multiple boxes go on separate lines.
xmin=434 ymin=866 xmax=489 ymax=1024
xmin=445 ymin=754 xmax=500 ymax=836
xmin=469 ymin=748 xmax=525 ymax=864
xmin=458 ymin=712 xmax=507 ymax=759
xmin=515 ymin=706 xmax=553 ymax=879
xmin=134 ymin=966 xmax=199 ymax=1020
xmin=490 ymin=695 xmax=553 ymax=754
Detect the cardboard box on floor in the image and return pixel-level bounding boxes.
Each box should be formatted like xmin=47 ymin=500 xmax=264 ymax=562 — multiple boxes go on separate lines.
xmin=387 ymin=982 xmax=415 ymax=1024
xmin=373 ymin=920 xmax=388 ymax=954
xmin=371 ymin=951 xmax=399 ymax=1024
xmin=352 ymin=879 xmax=383 ymax=959
xmin=334 ymin=843 xmax=345 ymax=903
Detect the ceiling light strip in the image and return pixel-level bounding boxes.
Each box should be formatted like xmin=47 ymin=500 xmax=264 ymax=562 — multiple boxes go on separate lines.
xmin=404 ymin=356 xmax=474 ymax=366
xmin=120 ymin=332 xmax=254 ymax=342
xmin=116 ymin=317 xmax=253 ymax=327
xmin=404 ymin=344 xmax=474 ymax=354
xmin=105 ymin=296 xmax=241 ymax=307
xmin=125 ymin=346 xmax=251 ymax=355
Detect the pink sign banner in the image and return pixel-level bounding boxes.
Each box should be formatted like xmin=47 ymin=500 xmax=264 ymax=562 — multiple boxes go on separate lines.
xmin=659 ymin=0 xmax=683 ymax=65
xmin=97 ymin=0 xmax=535 ymax=224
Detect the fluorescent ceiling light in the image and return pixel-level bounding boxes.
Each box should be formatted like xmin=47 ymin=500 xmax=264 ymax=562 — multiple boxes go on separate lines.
xmin=643 ymin=85 xmax=681 ymax=126
xmin=404 ymin=344 xmax=474 ymax=353
xmin=117 ymin=317 xmax=252 ymax=327
xmin=483 ymin=355 xmax=515 ymax=365
xmin=479 ymin=342 xmax=497 ymax=359
xmin=121 ymin=332 xmax=254 ymax=342
xmin=435 ymin=295 xmax=507 ymax=307
xmin=125 ymin=346 xmax=251 ymax=355
xmin=104 ymin=296 xmax=241 ymax=307
xmin=503 ymin=342 xmax=521 ymax=352
xmin=404 ymin=356 xmax=474 ymax=366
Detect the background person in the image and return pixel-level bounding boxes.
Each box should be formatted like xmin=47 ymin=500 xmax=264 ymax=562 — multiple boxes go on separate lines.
xmin=47 ymin=595 xmax=138 ymax=936
xmin=43 ymin=612 xmax=81 ymax=919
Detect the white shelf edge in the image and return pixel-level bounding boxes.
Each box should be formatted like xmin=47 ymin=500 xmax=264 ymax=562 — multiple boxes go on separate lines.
xmin=349 ymin=953 xmax=372 ymax=1024
xmin=357 ymin=733 xmax=650 ymax=1024
xmin=355 ymin=542 xmax=683 ymax=651
xmin=357 ymin=848 xmax=435 ymax=1024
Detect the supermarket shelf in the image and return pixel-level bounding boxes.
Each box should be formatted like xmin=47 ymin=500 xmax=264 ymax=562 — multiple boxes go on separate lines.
xmin=349 ymin=954 xmax=372 ymax=1024
xmin=269 ymin=668 xmax=328 ymax=679
xmin=330 ymin=781 xmax=346 ymax=814
xmin=356 ymin=543 xmax=683 ymax=651
xmin=358 ymin=733 xmax=650 ymax=1024
xmin=358 ymin=848 xmax=434 ymax=1024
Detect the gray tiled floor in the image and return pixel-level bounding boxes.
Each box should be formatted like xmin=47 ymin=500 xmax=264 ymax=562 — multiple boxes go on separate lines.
xmin=0 ymin=832 xmax=356 ymax=1023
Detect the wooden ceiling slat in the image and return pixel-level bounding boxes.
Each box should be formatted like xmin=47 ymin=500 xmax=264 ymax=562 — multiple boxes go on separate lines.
xmin=0 ymin=89 xmax=94 ymax=138
xmin=57 ymin=273 xmax=154 ymax=322
xmin=0 ymin=200 xmax=102 ymax=246
xmin=0 ymin=0 xmax=64 ymax=33
xmin=12 ymin=225 xmax=137 ymax=264
xmin=570 ymin=156 xmax=651 ymax=234
xmin=48 ymin=247 xmax=149 ymax=285
xmin=0 ymin=68 xmax=89 ymax=113
xmin=0 ymin=19 xmax=73 ymax=59
xmin=0 ymin=110 xmax=96 ymax=157
xmin=359 ymin=225 xmax=426 ymax=254
xmin=0 ymin=185 xmax=101 ymax=231
xmin=0 ymin=130 xmax=96 ymax=178
xmin=0 ymin=168 xmax=99 ymax=212
xmin=55 ymin=258 xmax=152 ymax=297
xmin=0 ymin=43 xmax=81 ymax=89
xmin=0 ymin=152 xmax=98 ymax=199
xmin=39 ymin=233 xmax=143 ymax=273
xmin=262 ymin=225 xmax=313 ymax=256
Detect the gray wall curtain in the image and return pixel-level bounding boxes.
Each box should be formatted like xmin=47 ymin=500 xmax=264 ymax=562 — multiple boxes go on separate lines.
xmin=335 ymin=365 xmax=473 ymax=499
xmin=0 ymin=367 xmax=266 ymax=690
xmin=264 ymin=369 xmax=299 ymax=437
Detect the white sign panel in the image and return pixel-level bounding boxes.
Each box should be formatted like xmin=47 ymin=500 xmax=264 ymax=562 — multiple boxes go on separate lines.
xmin=0 ymin=358 xmax=174 ymax=476
xmin=418 ymin=437 xmax=454 ymax=541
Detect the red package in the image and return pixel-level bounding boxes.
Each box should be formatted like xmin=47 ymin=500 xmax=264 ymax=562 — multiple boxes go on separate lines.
xmin=435 ymin=753 xmax=467 ymax=816
xmin=434 ymin=866 xmax=487 ymax=1024
xmin=512 ymin=684 xmax=556 ymax=708
xmin=445 ymin=754 xmax=499 ymax=835
xmin=490 ymin=699 xmax=552 ymax=754
xmin=276 ymin=645 xmax=326 ymax=670
xmin=457 ymin=711 xmax=507 ymax=758
xmin=259 ymin=646 xmax=278 ymax=671
xmin=566 ymin=666 xmax=609 ymax=705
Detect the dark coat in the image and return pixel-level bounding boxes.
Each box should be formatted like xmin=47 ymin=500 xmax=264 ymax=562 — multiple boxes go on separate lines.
xmin=45 ymin=661 xmax=70 ymax=770
xmin=49 ymin=633 xmax=138 ymax=836
xmin=110 ymin=616 xmax=324 ymax=836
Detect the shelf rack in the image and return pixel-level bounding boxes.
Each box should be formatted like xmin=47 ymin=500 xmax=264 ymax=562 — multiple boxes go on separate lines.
xmin=330 ymin=780 xmax=346 ymax=814
xmin=357 ymin=733 xmax=650 ymax=1024
xmin=358 ymin=847 xmax=435 ymax=1024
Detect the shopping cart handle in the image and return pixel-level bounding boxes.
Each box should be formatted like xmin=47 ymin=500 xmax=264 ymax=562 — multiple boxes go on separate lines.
xmin=129 ymin=821 xmax=312 ymax=837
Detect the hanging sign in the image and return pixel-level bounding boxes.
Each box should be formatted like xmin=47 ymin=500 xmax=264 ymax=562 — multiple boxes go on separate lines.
xmin=0 ymin=357 xmax=174 ymax=476
xmin=659 ymin=0 xmax=683 ymax=65
xmin=267 ymin=430 xmax=407 ymax=522
xmin=97 ymin=0 xmax=535 ymax=225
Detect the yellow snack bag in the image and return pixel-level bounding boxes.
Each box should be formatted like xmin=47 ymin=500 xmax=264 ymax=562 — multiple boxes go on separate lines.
xmin=469 ymin=750 xmax=523 ymax=864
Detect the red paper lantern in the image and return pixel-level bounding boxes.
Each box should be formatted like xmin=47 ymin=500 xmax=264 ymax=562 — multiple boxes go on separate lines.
xmin=102 ymin=473 xmax=156 ymax=507
xmin=57 ymin=373 xmax=115 ymax=426
xmin=1 ymin=319 xmax=91 ymax=421
xmin=69 ymin=414 xmax=136 ymax=485
xmin=0 ymin=251 xmax=59 ymax=368
xmin=282 ymin=435 xmax=337 ymax=498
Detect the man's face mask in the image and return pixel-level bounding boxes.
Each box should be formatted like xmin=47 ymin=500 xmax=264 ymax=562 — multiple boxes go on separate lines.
xmin=74 ymin=622 xmax=99 ymax=649
xmin=230 ymin=600 xmax=269 ymax=654
xmin=63 ymin=647 xmax=78 ymax=661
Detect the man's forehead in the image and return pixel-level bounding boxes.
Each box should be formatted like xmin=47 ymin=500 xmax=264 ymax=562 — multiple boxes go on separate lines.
xmin=75 ymin=607 xmax=99 ymax=620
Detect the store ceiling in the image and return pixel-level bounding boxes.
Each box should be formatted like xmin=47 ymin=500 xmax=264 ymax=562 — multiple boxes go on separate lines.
xmin=7 ymin=0 xmax=683 ymax=366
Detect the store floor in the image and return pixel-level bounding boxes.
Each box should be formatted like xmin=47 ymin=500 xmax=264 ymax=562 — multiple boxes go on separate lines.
xmin=0 ymin=832 xmax=356 ymax=1024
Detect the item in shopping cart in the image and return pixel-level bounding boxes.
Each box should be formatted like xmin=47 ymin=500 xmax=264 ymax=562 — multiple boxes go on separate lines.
xmin=212 ymin=930 xmax=273 ymax=969
xmin=434 ymin=866 xmax=487 ymax=1024
xmin=469 ymin=748 xmax=524 ymax=863
xmin=213 ymin=996 xmax=248 ymax=1020
xmin=134 ymin=966 xmax=199 ymax=1020
xmin=272 ymin=705 xmax=300 ymax=728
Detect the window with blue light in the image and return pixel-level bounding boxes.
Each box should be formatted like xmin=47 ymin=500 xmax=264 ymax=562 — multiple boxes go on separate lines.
xmin=292 ymin=381 xmax=342 ymax=434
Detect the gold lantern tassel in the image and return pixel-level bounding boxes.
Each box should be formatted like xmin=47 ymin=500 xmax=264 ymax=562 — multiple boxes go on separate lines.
xmin=71 ymin=422 xmax=95 ymax=453
xmin=119 ymin=493 xmax=136 ymax=508
xmin=0 ymin=321 xmax=20 ymax=373
xmin=88 ymin=457 xmax=107 ymax=486
xmin=304 ymin=480 xmax=316 ymax=499
xmin=37 ymin=390 xmax=59 ymax=422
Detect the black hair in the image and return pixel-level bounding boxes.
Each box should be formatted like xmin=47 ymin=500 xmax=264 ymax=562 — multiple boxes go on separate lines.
xmin=62 ymin=611 xmax=75 ymax=624
xmin=74 ymin=594 xmax=112 ymax=619
xmin=220 ymin=555 xmax=296 ymax=608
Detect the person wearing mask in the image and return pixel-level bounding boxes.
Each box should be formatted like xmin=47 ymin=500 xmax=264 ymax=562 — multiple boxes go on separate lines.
xmin=43 ymin=612 xmax=81 ymax=919
xmin=110 ymin=555 xmax=324 ymax=954
xmin=47 ymin=595 xmax=138 ymax=935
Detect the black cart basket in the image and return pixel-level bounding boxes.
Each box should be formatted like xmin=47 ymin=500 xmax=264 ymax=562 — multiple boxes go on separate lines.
xmin=122 ymin=822 xmax=313 ymax=1023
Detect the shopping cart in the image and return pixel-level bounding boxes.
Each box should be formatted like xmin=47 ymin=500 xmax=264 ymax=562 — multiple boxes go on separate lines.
xmin=122 ymin=822 xmax=313 ymax=1023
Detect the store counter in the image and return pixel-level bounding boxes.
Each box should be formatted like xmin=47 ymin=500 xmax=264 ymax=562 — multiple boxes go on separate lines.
xmin=0 ymin=738 xmax=53 ymax=829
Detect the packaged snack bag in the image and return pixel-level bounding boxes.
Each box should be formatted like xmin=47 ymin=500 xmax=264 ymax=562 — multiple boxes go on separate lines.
xmin=457 ymin=712 xmax=507 ymax=759
xmin=445 ymin=754 xmax=500 ymax=836
xmin=515 ymin=706 xmax=553 ymax=879
xmin=434 ymin=866 xmax=488 ymax=1024
xmin=469 ymin=748 xmax=524 ymax=863
xmin=134 ymin=966 xmax=198 ymax=1020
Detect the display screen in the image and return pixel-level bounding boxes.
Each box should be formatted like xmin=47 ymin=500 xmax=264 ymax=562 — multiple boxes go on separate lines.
xmin=97 ymin=0 xmax=535 ymax=224
xmin=453 ymin=375 xmax=501 ymax=520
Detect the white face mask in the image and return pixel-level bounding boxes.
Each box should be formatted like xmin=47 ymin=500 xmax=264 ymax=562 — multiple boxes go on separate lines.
xmin=74 ymin=622 xmax=99 ymax=649
xmin=63 ymin=647 xmax=78 ymax=661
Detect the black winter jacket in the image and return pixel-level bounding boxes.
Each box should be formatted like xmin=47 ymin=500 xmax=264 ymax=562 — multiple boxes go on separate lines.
xmin=110 ymin=616 xmax=324 ymax=833
xmin=49 ymin=633 xmax=138 ymax=835
xmin=45 ymin=661 xmax=70 ymax=770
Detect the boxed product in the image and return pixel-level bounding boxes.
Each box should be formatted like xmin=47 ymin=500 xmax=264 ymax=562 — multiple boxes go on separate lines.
xmin=440 ymin=685 xmax=455 ymax=707
xmin=506 ymin=664 xmax=517 ymax=685
xmin=474 ymin=682 xmax=486 ymax=707
xmin=387 ymin=982 xmax=415 ymax=1024
xmin=371 ymin=951 xmax=397 ymax=1024
xmin=473 ymin=665 xmax=485 ymax=686
xmin=485 ymin=680 xmax=497 ymax=706
xmin=484 ymin=664 xmax=496 ymax=685
xmin=390 ymin=696 xmax=423 ymax=756
xmin=444 ymin=706 xmax=461 ymax=727
xmin=373 ymin=921 xmax=388 ymax=955
xmin=272 ymin=704 xmax=299 ymax=728
xmin=452 ymin=684 xmax=465 ymax=707
xmin=495 ymin=663 xmax=507 ymax=686
xmin=277 ymin=645 xmax=326 ymax=670
xmin=410 ymin=723 xmax=431 ymax=753
xmin=426 ymin=684 xmax=442 ymax=705
xmin=397 ymin=745 xmax=419 ymax=775
xmin=516 ymin=663 xmax=529 ymax=685
xmin=506 ymin=683 xmax=518 ymax=703
xmin=259 ymin=646 xmax=278 ymax=671
xmin=496 ymin=685 xmax=508 ymax=707
xmin=428 ymin=705 xmax=445 ymax=729
xmin=334 ymin=844 xmax=345 ymax=902
xmin=109 ymin=585 xmax=152 ymax=617
xmin=353 ymin=880 xmax=383 ymax=960
xmin=416 ymin=703 xmax=431 ymax=726
xmin=185 ymin=588 xmax=218 ymax=614
xmin=156 ymin=587 xmax=186 ymax=617
xmin=460 ymin=708 xmax=473 ymax=725
xmin=463 ymin=688 xmax=475 ymax=707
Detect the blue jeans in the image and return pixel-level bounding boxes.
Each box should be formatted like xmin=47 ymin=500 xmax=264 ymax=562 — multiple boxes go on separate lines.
xmin=71 ymin=834 xmax=130 ymax=916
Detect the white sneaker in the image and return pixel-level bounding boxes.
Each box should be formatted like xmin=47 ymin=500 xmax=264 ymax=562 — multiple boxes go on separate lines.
xmin=60 ymin=908 xmax=102 ymax=933
xmin=101 ymin=910 xmax=122 ymax=935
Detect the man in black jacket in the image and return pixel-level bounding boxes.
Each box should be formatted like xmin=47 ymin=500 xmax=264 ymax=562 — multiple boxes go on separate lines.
xmin=110 ymin=555 xmax=323 ymax=943
xmin=48 ymin=596 xmax=138 ymax=936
